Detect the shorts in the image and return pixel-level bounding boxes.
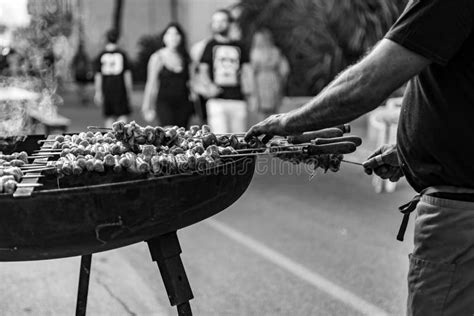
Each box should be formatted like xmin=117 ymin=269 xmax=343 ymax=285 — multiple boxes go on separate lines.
xmin=103 ymin=97 xmax=130 ymax=118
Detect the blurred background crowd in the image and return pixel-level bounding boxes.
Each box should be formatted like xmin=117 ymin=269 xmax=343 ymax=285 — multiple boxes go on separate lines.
xmin=0 ymin=0 xmax=407 ymax=135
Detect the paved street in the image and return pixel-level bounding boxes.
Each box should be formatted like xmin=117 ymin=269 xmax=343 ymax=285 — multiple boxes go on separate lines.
xmin=0 ymin=87 xmax=416 ymax=315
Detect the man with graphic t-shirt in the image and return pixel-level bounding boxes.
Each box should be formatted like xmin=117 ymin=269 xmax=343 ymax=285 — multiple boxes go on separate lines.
xmin=94 ymin=29 xmax=133 ymax=128
xmin=246 ymin=1 xmax=474 ymax=314
xmin=199 ymin=9 xmax=252 ymax=133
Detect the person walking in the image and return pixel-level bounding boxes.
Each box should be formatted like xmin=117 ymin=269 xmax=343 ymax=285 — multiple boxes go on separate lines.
xmin=250 ymin=28 xmax=290 ymax=118
xmin=246 ymin=1 xmax=474 ymax=314
xmin=199 ymin=9 xmax=252 ymax=134
xmin=190 ymin=36 xmax=211 ymax=124
xmin=142 ymin=23 xmax=193 ymax=128
xmin=94 ymin=29 xmax=133 ymax=128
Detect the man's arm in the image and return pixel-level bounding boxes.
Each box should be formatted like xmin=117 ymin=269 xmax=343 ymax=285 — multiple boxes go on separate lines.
xmin=124 ymin=70 xmax=133 ymax=101
xmin=198 ymin=63 xmax=213 ymax=86
xmin=198 ymin=63 xmax=222 ymax=97
xmin=246 ymin=39 xmax=430 ymax=138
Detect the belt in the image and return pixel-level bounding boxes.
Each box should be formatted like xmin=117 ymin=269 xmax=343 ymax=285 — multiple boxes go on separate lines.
xmin=396 ymin=186 xmax=474 ymax=241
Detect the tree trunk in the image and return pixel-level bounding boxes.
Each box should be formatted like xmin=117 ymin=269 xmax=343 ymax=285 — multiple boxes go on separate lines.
xmin=112 ymin=0 xmax=124 ymax=36
xmin=170 ymin=0 xmax=178 ymax=22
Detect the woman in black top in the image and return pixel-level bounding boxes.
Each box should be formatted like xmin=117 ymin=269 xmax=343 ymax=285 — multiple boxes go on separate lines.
xmin=142 ymin=23 xmax=193 ymax=128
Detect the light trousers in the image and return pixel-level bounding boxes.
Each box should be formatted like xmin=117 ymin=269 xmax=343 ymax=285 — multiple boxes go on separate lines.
xmin=408 ymin=188 xmax=474 ymax=315
xmin=206 ymin=98 xmax=247 ymax=134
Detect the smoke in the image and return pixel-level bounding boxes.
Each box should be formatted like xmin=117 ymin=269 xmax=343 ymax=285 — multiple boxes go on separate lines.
xmin=0 ymin=77 xmax=32 ymax=136
xmin=0 ymin=71 xmax=63 ymax=136
xmin=0 ymin=2 xmax=69 ymax=137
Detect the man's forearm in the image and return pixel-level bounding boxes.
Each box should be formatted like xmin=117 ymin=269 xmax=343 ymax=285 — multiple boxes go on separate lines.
xmin=284 ymin=62 xmax=386 ymax=133
xmin=283 ymin=39 xmax=430 ymax=134
xmin=199 ymin=64 xmax=214 ymax=86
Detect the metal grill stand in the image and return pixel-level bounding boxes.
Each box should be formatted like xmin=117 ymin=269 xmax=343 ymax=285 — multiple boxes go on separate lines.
xmin=76 ymin=254 xmax=92 ymax=316
xmin=74 ymin=231 xmax=194 ymax=316
xmin=147 ymin=232 xmax=194 ymax=316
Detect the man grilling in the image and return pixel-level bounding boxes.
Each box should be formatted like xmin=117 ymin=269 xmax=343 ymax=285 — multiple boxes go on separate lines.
xmin=246 ymin=1 xmax=474 ymax=314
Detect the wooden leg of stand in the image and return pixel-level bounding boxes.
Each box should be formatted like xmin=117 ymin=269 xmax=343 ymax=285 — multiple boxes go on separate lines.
xmin=147 ymin=232 xmax=194 ymax=316
xmin=76 ymin=254 xmax=92 ymax=316
xmin=177 ymin=302 xmax=192 ymax=316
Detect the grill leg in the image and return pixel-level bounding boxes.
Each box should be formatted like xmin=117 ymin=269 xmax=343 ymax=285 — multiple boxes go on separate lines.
xmin=75 ymin=254 xmax=92 ymax=316
xmin=147 ymin=232 xmax=194 ymax=316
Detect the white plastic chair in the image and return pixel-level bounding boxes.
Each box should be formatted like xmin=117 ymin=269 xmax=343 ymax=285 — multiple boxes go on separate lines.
xmin=367 ymin=97 xmax=402 ymax=193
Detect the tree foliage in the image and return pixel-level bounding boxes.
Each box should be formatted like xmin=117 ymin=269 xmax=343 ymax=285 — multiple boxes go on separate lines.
xmin=237 ymin=0 xmax=408 ymax=95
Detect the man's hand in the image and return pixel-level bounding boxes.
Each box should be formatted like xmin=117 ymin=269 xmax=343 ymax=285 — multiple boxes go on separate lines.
xmin=362 ymin=144 xmax=403 ymax=182
xmin=245 ymin=113 xmax=293 ymax=143
xmin=206 ymin=84 xmax=223 ymax=98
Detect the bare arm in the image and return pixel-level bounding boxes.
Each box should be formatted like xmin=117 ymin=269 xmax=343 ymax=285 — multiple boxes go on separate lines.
xmin=246 ymin=39 xmax=431 ymax=138
xmin=94 ymin=73 xmax=103 ymax=106
xmin=198 ymin=63 xmax=222 ymax=97
xmin=284 ymin=39 xmax=430 ymax=132
xmin=142 ymin=52 xmax=161 ymax=112
xmin=279 ymin=55 xmax=290 ymax=84
xmin=124 ymin=70 xmax=133 ymax=102
xmin=198 ymin=63 xmax=213 ymax=86
xmin=241 ymin=63 xmax=254 ymax=96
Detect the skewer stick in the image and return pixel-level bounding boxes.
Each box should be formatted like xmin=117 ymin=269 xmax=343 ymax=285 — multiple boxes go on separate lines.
xmin=37 ymin=140 xmax=56 ymax=143
xmin=234 ymin=144 xmax=309 ymax=153
xmin=22 ymin=167 xmax=56 ymax=173
xmin=234 ymin=148 xmax=267 ymax=153
xmin=341 ymin=159 xmax=363 ymax=166
xmin=31 ymin=152 xmax=60 ymax=156
xmin=20 ymin=164 xmax=50 ymax=169
xmin=220 ymin=150 xmax=304 ymax=158
xmin=34 ymin=149 xmax=62 ymax=153
xmin=22 ymin=174 xmax=45 ymax=179
xmin=214 ymin=133 xmax=246 ymax=137
xmin=16 ymin=183 xmax=43 ymax=188
xmin=87 ymin=126 xmax=112 ymax=131
xmin=0 ymin=164 xmax=47 ymax=169
xmin=27 ymin=155 xmax=53 ymax=159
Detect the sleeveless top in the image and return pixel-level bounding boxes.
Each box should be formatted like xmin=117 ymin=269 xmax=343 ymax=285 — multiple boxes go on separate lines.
xmin=157 ymin=65 xmax=189 ymax=102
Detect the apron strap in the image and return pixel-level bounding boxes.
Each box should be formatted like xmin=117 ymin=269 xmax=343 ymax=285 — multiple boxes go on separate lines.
xmin=396 ymin=194 xmax=421 ymax=241
xmin=396 ymin=186 xmax=474 ymax=242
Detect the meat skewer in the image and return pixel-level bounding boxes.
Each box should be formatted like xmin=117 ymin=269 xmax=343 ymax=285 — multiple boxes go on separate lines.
xmin=16 ymin=183 xmax=43 ymax=188
xmin=20 ymin=121 xmax=361 ymax=180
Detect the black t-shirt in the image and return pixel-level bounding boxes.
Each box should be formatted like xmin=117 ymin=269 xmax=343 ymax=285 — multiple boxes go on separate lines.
xmin=385 ymin=0 xmax=474 ymax=192
xmin=200 ymin=39 xmax=249 ymax=100
xmin=94 ymin=48 xmax=130 ymax=102
xmin=157 ymin=66 xmax=190 ymax=102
